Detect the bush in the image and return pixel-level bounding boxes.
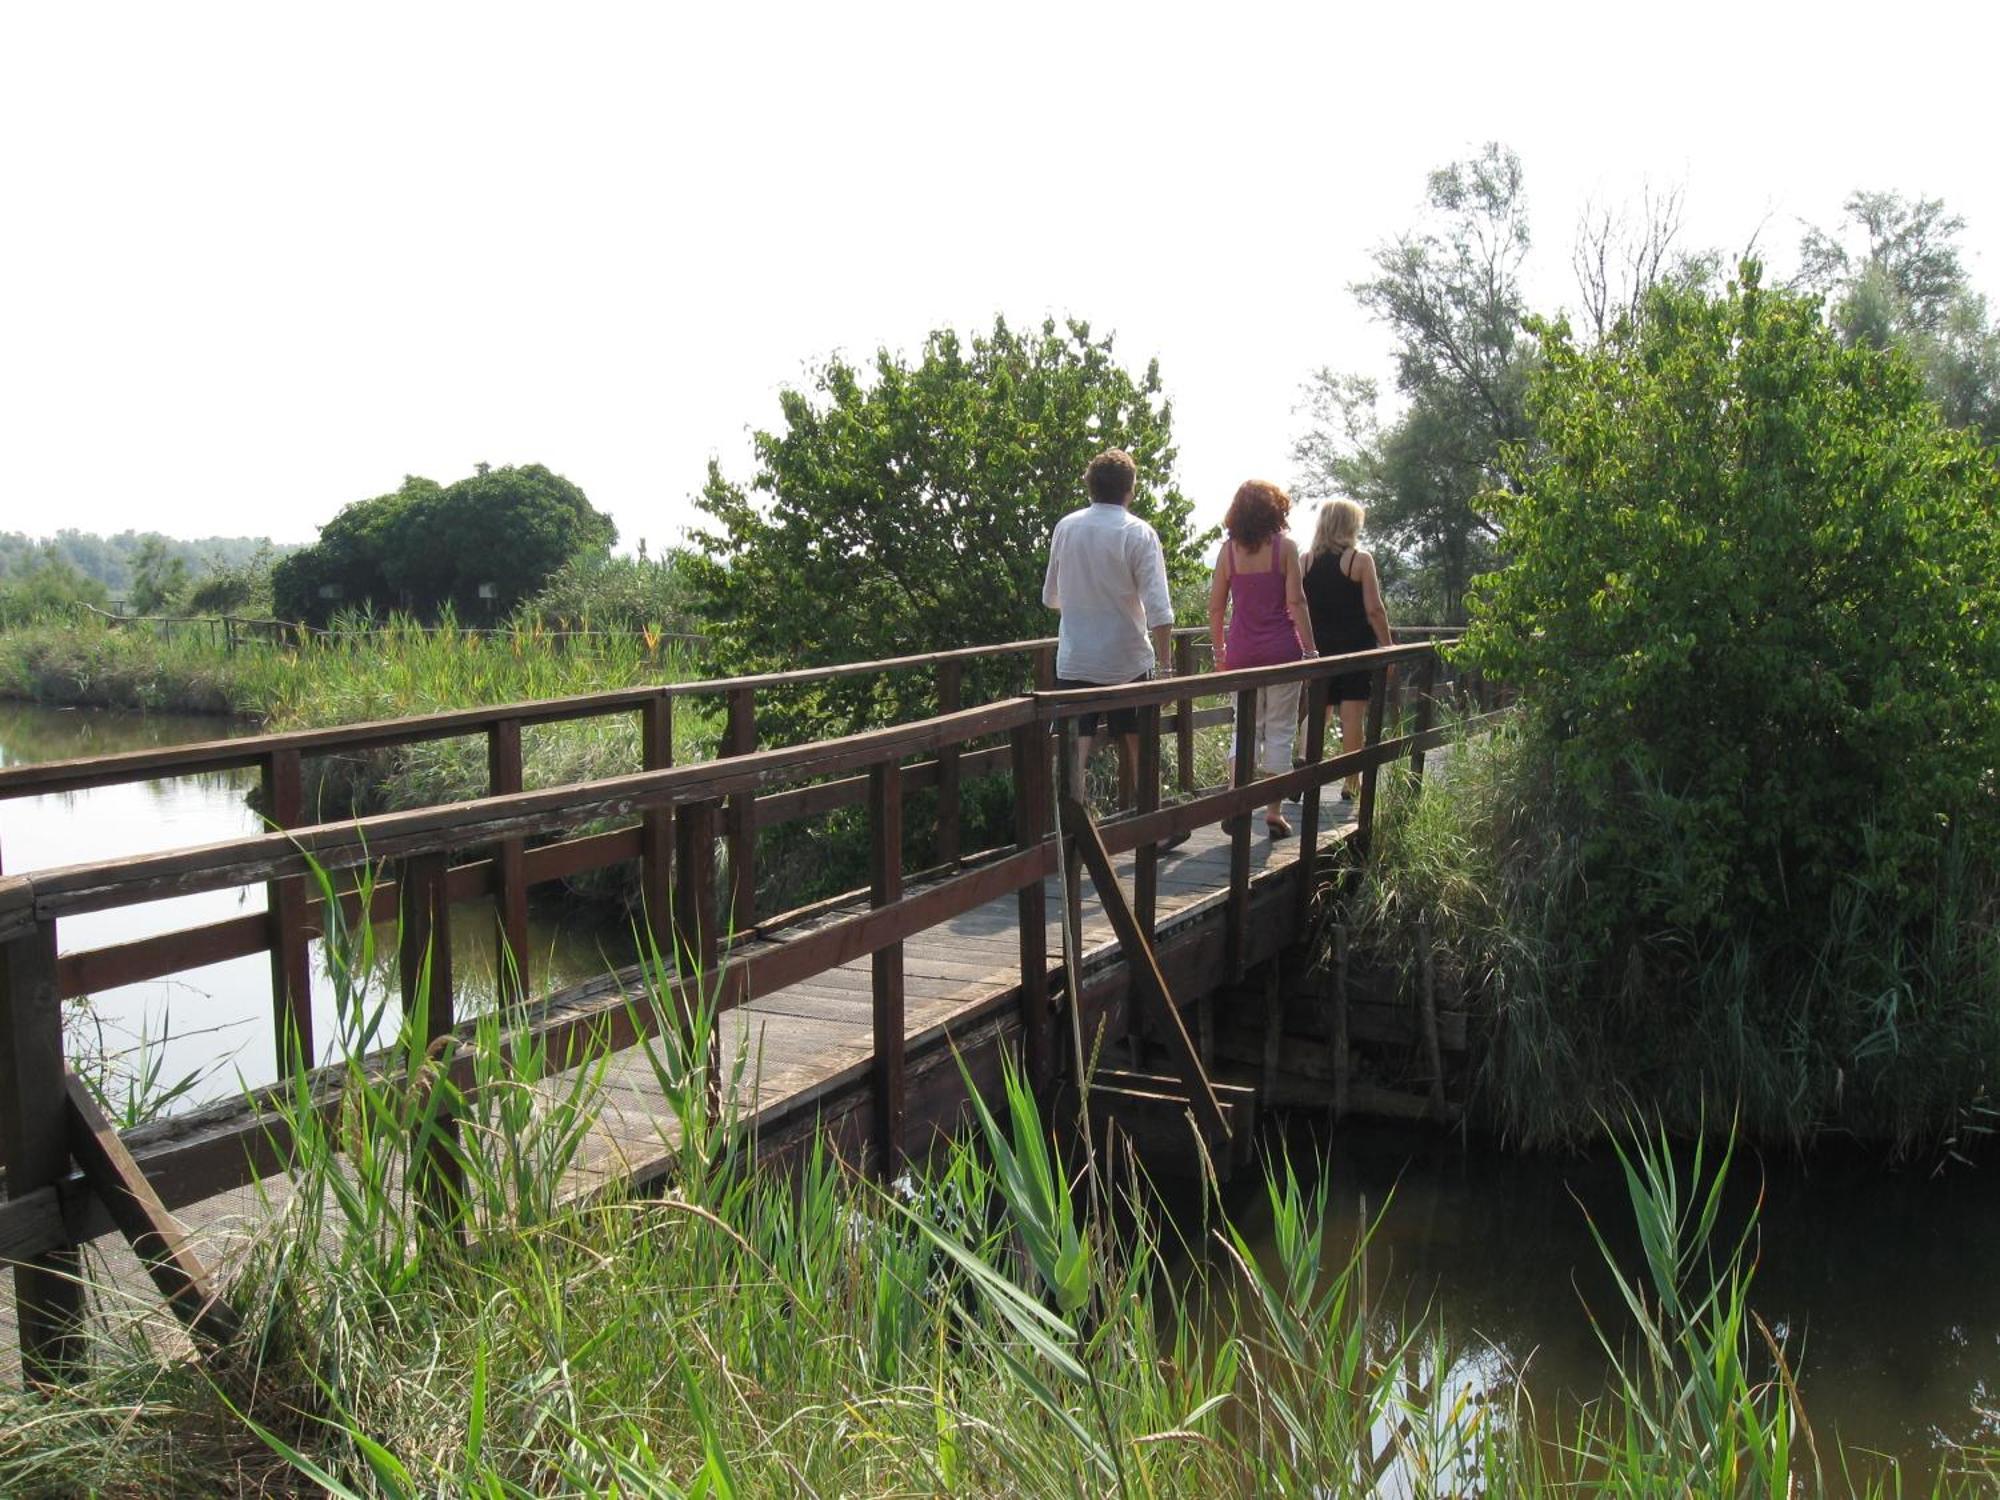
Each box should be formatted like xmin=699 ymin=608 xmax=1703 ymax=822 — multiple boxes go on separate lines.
xmin=520 ymin=550 xmax=705 ymax=637
xmin=1436 ymin=265 xmax=2000 ymax=1147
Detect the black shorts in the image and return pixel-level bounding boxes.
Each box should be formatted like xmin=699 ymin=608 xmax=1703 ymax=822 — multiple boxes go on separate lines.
xmin=1328 ymin=669 xmax=1372 ymax=703
xmin=1053 ymin=673 xmax=1149 ymax=738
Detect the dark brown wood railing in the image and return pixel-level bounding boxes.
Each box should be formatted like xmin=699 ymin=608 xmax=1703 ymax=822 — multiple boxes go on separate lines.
xmin=0 ymin=630 xmax=1489 ymax=1386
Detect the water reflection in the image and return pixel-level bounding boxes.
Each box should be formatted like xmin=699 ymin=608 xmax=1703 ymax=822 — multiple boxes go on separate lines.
xmin=1222 ymin=1120 xmax=2000 ymax=1480
xmin=0 ymin=702 xmax=633 ymax=1108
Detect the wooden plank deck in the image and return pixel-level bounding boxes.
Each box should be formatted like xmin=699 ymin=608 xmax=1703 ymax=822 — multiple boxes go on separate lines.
xmin=2 ymin=791 xmax=1349 ymax=1376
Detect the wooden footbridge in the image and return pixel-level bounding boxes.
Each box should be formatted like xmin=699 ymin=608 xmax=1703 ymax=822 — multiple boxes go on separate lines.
xmin=0 ymin=630 xmax=1486 ymax=1386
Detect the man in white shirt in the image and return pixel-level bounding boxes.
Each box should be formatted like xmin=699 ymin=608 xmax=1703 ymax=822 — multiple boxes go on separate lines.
xmin=1041 ymin=448 xmax=1175 ymax=803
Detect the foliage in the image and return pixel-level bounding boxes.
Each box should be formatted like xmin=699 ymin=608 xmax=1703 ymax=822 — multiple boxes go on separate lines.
xmin=0 ymin=529 xmax=288 ymax=592
xmin=1798 ymin=190 xmax=2000 ymax=443
xmin=126 ymin=535 xmax=189 ymax=614
xmin=183 ymin=544 xmax=278 ymax=616
xmin=521 ymin=548 xmax=705 ymax=637
xmin=690 ymin=316 xmax=1209 ymax=739
xmin=274 ymin=465 xmax=617 ymax=625
xmin=1467 ymin=265 xmax=2000 ymax=934
xmin=1294 ymin=145 xmax=1534 ymax=622
xmin=1405 ymin=266 xmax=2000 ymax=1148
xmin=0 ymin=557 xmax=108 ymax=626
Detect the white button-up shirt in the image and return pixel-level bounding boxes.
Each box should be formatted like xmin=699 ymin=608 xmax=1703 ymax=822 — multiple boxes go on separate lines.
xmin=1041 ymin=502 xmax=1175 ymax=683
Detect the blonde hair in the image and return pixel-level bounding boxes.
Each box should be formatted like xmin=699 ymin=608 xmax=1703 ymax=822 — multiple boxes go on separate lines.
xmin=1309 ymin=499 xmax=1364 ymax=562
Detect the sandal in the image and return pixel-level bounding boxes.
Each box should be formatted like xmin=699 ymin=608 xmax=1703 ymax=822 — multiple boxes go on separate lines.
xmin=1265 ymin=816 xmax=1294 ymax=840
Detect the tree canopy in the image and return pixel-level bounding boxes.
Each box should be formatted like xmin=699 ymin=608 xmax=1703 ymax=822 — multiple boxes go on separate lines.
xmin=1293 ymin=144 xmax=1534 ymax=622
xmin=273 ymin=465 xmax=615 ymax=624
xmin=1466 ymin=265 xmax=2000 ymax=941
xmin=689 ymin=317 xmax=1208 ymax=735
xmin=1797 ymin=190 xmax=2000 ymax=443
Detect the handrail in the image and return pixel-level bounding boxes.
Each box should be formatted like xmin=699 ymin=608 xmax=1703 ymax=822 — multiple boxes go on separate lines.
xmin=10 ymin=698 xmax=1039 ymax=921
xmin=0 ymin=625 xmax=1220 ymax=802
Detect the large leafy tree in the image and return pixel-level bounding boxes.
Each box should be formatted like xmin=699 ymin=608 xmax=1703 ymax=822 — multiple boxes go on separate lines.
xmin=1797 ymin=191 xmax=2000 ymax=443
xmin=273 ymin=465 xmax=614 ymax=624
xmin=690 ymin=317 xmax=1207 ymax=737
xmin=1293 ymin=145 xmax=1534 ymax=623
xmin=1461 ymin=264 xmax=2000 ymax=1141
xmin=1467 ymin=261 xmax=2000 ymax=958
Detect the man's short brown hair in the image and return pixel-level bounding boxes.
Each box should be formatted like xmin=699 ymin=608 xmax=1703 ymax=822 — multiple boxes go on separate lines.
xmin=1085 ymin=449 xmax=1138 ymax=504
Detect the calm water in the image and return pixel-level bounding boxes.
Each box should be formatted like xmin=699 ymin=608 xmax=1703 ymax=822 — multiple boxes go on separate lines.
xmin=1223 ymin=1121 xmax=2000 ymax=1480
xmin=0 ymin=701 xmax=632 ymax=1108
xmin=6 ymin=703 xmax=1994 ymax=1476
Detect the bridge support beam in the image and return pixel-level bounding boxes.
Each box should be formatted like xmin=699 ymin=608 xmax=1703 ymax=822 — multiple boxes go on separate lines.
xmin=0 ymin=917 xmax=84 ymax=1387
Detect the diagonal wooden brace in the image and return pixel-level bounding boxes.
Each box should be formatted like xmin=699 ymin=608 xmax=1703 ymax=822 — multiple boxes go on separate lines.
xmin=65 ymin=1075 xmax=241 ymax=1355
xmin=1058 ymin=796 xmax=1230 ymax=1143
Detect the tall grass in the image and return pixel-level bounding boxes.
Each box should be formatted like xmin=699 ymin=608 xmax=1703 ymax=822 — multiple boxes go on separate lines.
xmin=1341 ymin=722 xmax=2000 ymax=1155
xmin=2 ymin=868 xmax=1988 ymax=1495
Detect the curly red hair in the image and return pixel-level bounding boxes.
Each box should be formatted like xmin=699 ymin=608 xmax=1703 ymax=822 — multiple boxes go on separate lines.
xmin=1222 ymin=480 xmax=1291 ymax=548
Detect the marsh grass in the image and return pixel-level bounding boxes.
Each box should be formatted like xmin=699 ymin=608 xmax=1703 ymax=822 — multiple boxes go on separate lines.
xmin=4 ymin=859 xmax=1989 ymax=1495
xmin=1341 ymin=721 xmax=2000 ymax=1155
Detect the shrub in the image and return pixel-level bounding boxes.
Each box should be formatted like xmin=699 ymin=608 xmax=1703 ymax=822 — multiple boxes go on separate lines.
xmin=1437 ymin=265 xmax=2000 ymax=1147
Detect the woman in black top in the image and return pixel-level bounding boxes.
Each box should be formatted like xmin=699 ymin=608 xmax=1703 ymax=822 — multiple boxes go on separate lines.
xmin=1301 ymin=499 xmax=1393 ymax=798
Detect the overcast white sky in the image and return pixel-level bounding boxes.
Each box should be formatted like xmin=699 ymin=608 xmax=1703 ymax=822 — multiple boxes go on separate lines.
xmin=4 ymin=1 xmax=1997 ymax=550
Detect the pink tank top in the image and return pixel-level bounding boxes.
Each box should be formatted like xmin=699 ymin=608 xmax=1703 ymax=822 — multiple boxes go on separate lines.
xmin=1223 ymin=541 xmax=1302 ymax=671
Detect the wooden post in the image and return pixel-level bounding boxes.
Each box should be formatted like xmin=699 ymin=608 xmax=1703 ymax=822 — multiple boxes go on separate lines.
xmin=398 ymin=850 xmax=462 ymax=1227
xmin=1354 ymin=667 xmax=1390 ymax=857
xmin=1058 ymin=718 xmax=1084 ymax=964
xmin=673 ymin=799 xmax=720 ymax=988
xmin=487 ymin=718 xmax=530 ymax=1005
xmin=1 ymin=918 xmax=84 ymax=1387
xmin=1331 ymin=923 xmax=1351 ymax=1121
xmin=65 ymin=1078 xmax=240 ymax=1353
xmin=722 ymin=687 xmax=756 ymax=934
xmin=1173 ymin=634 xmax=1197 ymax=794
xmin=1134 ymin=701 xmax=1162 ymax=940
xmin=1419 ymin=913 xmax=1447 ymax=1119
xmin=1032 ymin=644 xmax=1056 ymax=692
xmin=639 ymin=695 xmax=675 ymax=966
xmin=935 ymin=660 xmax=963 ymax=870
xmin=869 ymin=761 xmax=906 ymax=1178
xmin=1010 ymin=723 xmax=1055 ymax=1094
xmin=1227 ymin=686 xmax=1257 ymax=978
xmin=262 ymin=748 xmax=314 ymax=1070
xmin=1409 ymin=651 xmax=1440 ymax=792
xmin=1294 ymin=673 xmax=1329 ymax=935
xmin=1259 ymin=961 xmax=1285 ymax=1102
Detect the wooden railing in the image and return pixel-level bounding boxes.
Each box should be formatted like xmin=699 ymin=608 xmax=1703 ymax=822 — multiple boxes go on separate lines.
xmin=0 ymin=631 xmax=1487 ymax=1386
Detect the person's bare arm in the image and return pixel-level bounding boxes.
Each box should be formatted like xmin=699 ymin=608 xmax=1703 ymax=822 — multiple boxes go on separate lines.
xmin=1207 ymin=546 xmax=1230 ymax=663
xmin=1284 ymin=539 xmax=1317 ymax=655
xmin=1359 ymin=551 xmax=1392 ymax=647
xmin=1152 ymin=623 xmax=1173 ymax=674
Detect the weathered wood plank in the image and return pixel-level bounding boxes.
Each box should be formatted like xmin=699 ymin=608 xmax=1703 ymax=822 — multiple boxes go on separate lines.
xmin=64 ymin=1077 xmax=240 ymax=1351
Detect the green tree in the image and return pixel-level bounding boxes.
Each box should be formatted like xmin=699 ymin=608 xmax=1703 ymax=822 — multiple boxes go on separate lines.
xmin=273 ymin=467 xmax=614 ymax=625
xmin=1797 ymin=190 xmax=2000 ymax=443
xmin=128 ymin=536 xmax=189 ymax=614
xmin=1467 ymin=262 xmax=2000 ymax=945
xmin=1293 ymin=144 xmax=1534 ymax=622
xmin=690 ymin=317 xmax=1207 ymax=736
xmin=0 ymin=557 xmax=109 ymax=625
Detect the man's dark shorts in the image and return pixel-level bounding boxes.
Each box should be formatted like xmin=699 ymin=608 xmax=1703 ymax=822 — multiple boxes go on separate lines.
xmin=1053 ymin=673 xmax=1150 ymax=739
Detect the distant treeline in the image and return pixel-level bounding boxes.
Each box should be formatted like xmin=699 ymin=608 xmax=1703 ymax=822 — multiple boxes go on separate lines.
xmin=0 ymin=530 xmax=296 ymax=592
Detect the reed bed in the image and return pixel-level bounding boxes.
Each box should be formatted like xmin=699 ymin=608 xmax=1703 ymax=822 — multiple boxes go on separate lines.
xmin=1 ymin=874 xmax=1989 ymax=1497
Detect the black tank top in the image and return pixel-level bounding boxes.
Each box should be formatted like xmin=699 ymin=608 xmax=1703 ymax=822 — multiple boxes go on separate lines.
xmin=1303 ymin=547 xmax=1373 ymax=654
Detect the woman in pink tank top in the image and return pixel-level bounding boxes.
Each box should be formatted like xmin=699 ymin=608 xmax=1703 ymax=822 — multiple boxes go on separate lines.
xmin=1206 ymin=480 xmax=1318 ymax=836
